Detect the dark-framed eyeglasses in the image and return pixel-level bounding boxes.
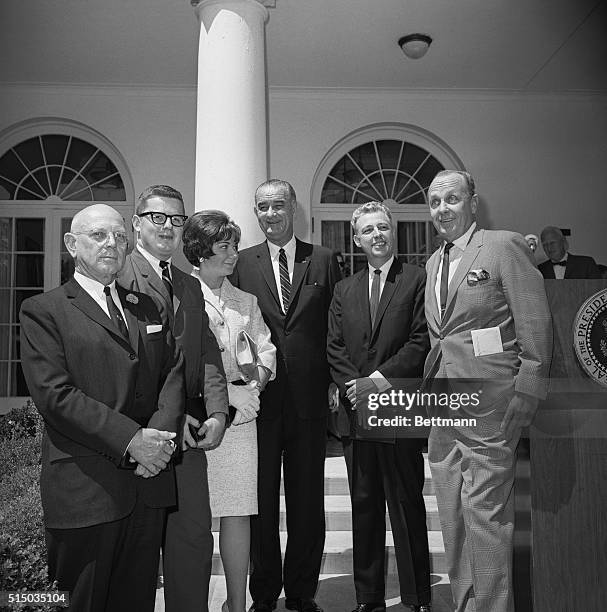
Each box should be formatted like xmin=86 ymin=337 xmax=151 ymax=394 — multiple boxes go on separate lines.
xmin=138 ymin=212 xmax=188 ymax=227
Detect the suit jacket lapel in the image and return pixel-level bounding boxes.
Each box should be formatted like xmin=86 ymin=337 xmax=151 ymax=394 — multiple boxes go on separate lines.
xmin=355 ymin=268 xmax=372 ymax=336
xmin=444 ymin=228 xmax=483 ymax=315
xmin=289 ymin=240 xmax=312 ymax=314
xmin=66 ymin=278 xmax=133 ymax=349
xmin=117 ymin=285 xmax=140 ymax=353
xmin=255 ymin=243 xmax=282 ymax=310
xmin=170 ymin=264 xmax=184 ymax=313
xmin=426 ymin=249 xmax=441 ymax=327
xmin=131 ymin=249 xmax=174 ymax=321
xmin=370 ymin=258 xmax=400 ymax=341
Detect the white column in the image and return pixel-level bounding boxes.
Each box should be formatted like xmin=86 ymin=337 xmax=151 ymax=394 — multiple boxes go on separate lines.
xmin=191 ymin=0 xmax=270 ymax=247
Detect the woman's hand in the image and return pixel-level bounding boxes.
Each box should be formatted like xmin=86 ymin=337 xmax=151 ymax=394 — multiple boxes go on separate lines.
xmin=228 ymin=382 xmax=260 ymax=424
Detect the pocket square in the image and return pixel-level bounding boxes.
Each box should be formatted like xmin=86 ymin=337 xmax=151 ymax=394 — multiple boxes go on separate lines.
xmin=467 ymin=269 xmax=490 ymax=285
xmin=146 ymin=324 xmax=162 ymax=334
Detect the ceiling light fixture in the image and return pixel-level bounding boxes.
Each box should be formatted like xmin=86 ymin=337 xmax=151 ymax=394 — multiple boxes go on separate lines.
xmin=398 ymin=33 xmax=432 ymax=60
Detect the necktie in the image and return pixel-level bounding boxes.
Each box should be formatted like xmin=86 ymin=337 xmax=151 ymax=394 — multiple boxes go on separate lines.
xmin=440 ymin=242 xmax=454 ymax=318
xmin=554 ymin=261 xmax=567 ymax=267
xmin=159 ymin=260 xmax=173 ymax=301
xmin=279 ymin=248 xmax=291 ymax=313
xmin=370 ymin=269 xmax=381 ymax=326
xmin=104 ymin=286 xmax=129 ymax=341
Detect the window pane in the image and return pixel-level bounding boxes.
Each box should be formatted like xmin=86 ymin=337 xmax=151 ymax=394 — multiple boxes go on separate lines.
xmin=15 ymin=254 xmax=44 ymax=287
xmin=11 ymin=325 xmax=20 ymax=360
xmin=65 ymin=137 xmax=96 ymax=173
xmin=14 ymin=137 xmax=43 ymax=171
xmin=399 ymin=143 xmax=429 ymax=176
xmin=0 ymin=362 xmax=7 ymax=396
xmin=350 ymin=142 xmax=379 ymax=174
xmin=57 ymin=168 xmax=78 ymax=197
xmin=14 ymin=290 xmax=42 ymax=322
xmin=0 ymin=149 xmax=26 ymax=184
xmin=16 ymin=218 xmax=44 ymax=251
xmin=321 ymin=221 xmax=351 ymax=254
xmin=12 ymin=362 xmax=29 ymax=396
xmin=16 ymin=176 xmax=45 ymax=200
xmin=0 ymin=325 xmax=9 ymax=360
xmin=0 ymin=218 xmax=12 ymax=251
xmin=42 ymin=135 xmax=70 ymax=166
xmin=0 ymin=253 xmax=11 ymax=287
xmin=0 ymin=289 xmax=10 ymax=323
xmin=32 ymin=168 xmax=51 ymax=197
xmin=0 ymin=177 xmax=14 ymax=199
xmin=416 ymin=156 xmax=444 ymax=191
xmin=61 ymin=253 xmax=75 ymax=285
xmin=376 ymin=140 xmax=402 ymax=169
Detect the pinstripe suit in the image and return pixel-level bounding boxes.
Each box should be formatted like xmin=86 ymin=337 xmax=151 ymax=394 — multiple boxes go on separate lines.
xmin=423 ymin=229 xmax=552 ymax=612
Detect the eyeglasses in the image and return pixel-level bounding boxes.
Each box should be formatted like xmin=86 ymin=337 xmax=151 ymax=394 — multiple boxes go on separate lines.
xmin=72 ymin=230 xmax=128 ymax=245
xmin=138 ymin=212 xmax=188 ymax=227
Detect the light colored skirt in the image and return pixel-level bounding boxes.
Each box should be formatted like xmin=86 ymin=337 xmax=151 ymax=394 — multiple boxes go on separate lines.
xmin=206 ymin=418 xmax=258 ymax=517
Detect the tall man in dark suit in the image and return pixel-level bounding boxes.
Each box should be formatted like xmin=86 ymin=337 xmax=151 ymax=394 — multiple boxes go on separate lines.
xmin=19 ymin=204 xmax=185 ymax=612
xmin=424 ymin=171 xmax=552 ymax=612
xmin=230 ymin=179 xmax=341 ymax=612
xmin=538 ymin=225 xmax=601 ymax=279
xmin=327 ymin=202 xmax=431 ymax=612
xmin=119 ymin=185 xmax=229 ymax=612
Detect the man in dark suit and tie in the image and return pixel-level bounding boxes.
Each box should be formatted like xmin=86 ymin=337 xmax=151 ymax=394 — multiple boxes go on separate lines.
xmin=424 ymin=171 xmax=552 ymax=612
xmin=538 ymin=225 xmax=601 ymax=279
xmin=230 ymin=179 xmax=340 ymax=612
xmin=119 ymin=185 xmax=229 ymax=612
xmin=327 ymin=202 xmax=431 ymax=612
xmin=19 ymin=204 xmax=185 ymax=612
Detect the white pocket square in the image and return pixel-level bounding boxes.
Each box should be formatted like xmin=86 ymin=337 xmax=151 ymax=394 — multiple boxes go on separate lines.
xmin=146 ymin=324 xmax=162 ymax=334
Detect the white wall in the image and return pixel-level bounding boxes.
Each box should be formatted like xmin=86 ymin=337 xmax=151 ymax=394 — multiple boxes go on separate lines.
xmin=1 ymin=84 xmax=606 ymax=263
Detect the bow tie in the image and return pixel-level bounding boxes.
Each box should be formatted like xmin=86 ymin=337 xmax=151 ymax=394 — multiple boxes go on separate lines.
xmin=553 ymin=261 xmax=567 ymax=267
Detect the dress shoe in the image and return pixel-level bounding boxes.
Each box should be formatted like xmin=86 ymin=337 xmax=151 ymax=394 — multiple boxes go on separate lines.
xmin=350 ymin=604 xmax=386 ymax=612
xmin=285 ymin=598 xmax=324 ymax=612
xmin=248 ymin=602 xmax=277 ymax=612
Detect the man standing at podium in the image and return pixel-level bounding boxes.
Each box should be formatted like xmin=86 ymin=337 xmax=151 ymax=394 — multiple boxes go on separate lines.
xmin=423 ymin=170 xmax=552 ymax=612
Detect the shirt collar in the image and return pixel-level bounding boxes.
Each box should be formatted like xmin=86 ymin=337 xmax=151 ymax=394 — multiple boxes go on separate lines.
xmin=449 ymin=221 xmax=477 ymax=252
xmin=267 ymin=236 xmax=296 ymax=261
xmin=74 ymin=270 xmax=116 ymax=296
xmin=137 ymin=245 xmax=171 ymax=275
xmin=368 ymin=255 xmax=394 ymax=276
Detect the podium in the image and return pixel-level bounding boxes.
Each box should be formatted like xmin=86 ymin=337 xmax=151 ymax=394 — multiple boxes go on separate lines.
xmin=530 ymin=280 xmax=607 ymax=610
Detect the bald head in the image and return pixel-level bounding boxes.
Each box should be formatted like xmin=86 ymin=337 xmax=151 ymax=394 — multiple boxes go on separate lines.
xmin=65 ymin=204 xmax=128 ymax=285
xmin=540 ymin=226 xmax=568 ymax=263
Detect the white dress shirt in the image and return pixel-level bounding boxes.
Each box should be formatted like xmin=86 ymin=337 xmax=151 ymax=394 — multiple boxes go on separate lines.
xmin=366 ymin=256 xmax=395 ymax=392
xmin=552 ymin=254 xmax=568 ymax=280
xmin=74 ymin=271 xmax=128 ymax=327
xmin=434 ymin=222 xmax=477 ymax=309
xmin=266 ymin=236 xmax=296 ymax=313
xmin=137 ymin=245 xmax=171 ymax=282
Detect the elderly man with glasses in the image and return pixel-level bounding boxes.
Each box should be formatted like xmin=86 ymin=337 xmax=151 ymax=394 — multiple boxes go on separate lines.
xmin=19 ymin=203 xmax=185 ymax=611
xmin=120 ymin=185 xmax=229 ymax=612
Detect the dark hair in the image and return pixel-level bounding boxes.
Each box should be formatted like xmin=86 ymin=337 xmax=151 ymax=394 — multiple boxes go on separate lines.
xmin=182 ymin=210 xmax=241 ymax=266
xmin=254 ymin=179 xmax=296 ymax=205
xmin=136 ymin=185 xmax=184 ymax=215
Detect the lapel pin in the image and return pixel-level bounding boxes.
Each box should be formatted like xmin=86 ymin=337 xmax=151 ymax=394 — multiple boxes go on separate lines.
xmin=126 ymin=294 xmax=138 ymax=304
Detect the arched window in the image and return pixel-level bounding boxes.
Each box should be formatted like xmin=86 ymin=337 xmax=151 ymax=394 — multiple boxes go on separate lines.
xmin=0 ymin=118 xmax=134 ymax=402
xmin=311 ymin=123 xmax=465 ymax=276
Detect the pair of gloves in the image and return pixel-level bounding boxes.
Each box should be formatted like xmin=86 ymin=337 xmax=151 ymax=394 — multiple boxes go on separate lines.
xmin=228 ymin=381 xmax=260 ymax=425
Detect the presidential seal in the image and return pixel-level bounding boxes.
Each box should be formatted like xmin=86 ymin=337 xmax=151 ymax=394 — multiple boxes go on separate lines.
xmin=573 ymin=288 xmax=607 ymax=387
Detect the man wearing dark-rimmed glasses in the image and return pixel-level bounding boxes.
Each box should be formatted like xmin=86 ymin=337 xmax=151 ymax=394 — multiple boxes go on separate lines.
xmin=120 ymin=184 xmax=229 ymax=612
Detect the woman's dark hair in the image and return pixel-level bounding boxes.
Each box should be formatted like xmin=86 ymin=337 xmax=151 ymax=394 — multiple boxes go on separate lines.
xmin=182 ymin=210 xmax=241 ymax=266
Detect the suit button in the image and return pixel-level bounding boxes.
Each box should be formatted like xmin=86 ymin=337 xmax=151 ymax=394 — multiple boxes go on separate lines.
xmin=439 ymin=333 xmax=444 ymax=340
xmin=129 ymin=353 xmax=136 ymax=360
xmin=219 ymin=347 xmax=225 ymax=352
xmin=218 ymin=321 xmax=224 ymax=326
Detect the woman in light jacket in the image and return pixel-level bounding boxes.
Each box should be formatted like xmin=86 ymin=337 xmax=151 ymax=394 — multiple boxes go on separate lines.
xmin=183 ymin=210 xmax=276 ymax=612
